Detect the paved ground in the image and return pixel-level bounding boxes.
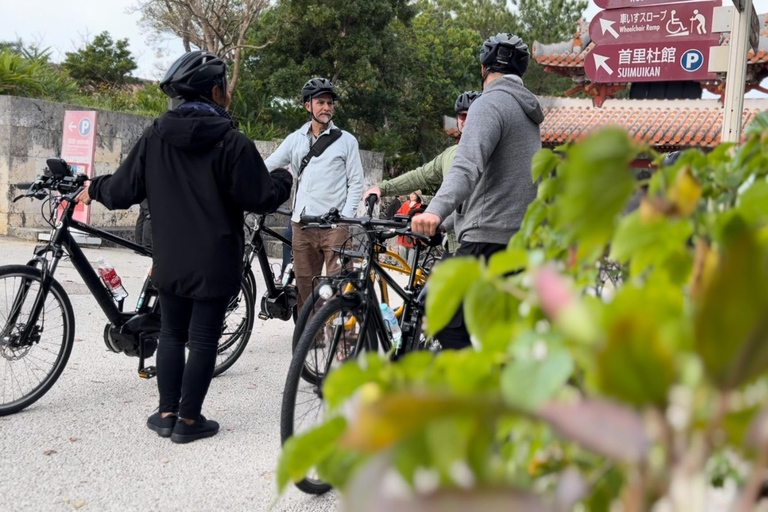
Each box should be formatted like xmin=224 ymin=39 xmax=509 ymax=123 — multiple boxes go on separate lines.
xmin=0 ymin=237 xmax=337 ymax=511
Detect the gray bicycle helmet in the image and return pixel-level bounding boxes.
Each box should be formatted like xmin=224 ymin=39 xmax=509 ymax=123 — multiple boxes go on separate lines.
xmin=480 ymin=33 xmax=530 ymax=76
xmin=455 ymin=91 xmax=481 ymax=113
xmin=301 ymin=77 xmax=339 ymax=103
xmin=160 ymin=51 xmax=227 ymax=100
xmin=662 ymin=151 xmax=682 ymax=166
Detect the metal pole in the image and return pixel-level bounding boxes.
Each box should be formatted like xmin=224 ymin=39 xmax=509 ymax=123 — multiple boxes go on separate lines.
xmin=721 ymin=0 xmax=752 ymax=143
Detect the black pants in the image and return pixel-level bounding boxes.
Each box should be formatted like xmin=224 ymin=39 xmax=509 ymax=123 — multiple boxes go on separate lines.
xmin=435 ymin=241 xmax=507 ymax=350
xmin=156 ymin=292 xmax=229 ymax=419
xmin=134 ymin=199 xmax=153 ymax=251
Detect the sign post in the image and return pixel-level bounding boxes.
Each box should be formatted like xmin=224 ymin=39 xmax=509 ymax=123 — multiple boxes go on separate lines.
xmin=721 ymin=0 xmax=753 ymax=143
xmin=59 ymin=111 xmax=97 ymax=224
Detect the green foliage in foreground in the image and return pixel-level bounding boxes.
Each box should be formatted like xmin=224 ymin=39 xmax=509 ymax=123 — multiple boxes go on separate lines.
xmin=278 ymin=114 xmax=768 ymax=510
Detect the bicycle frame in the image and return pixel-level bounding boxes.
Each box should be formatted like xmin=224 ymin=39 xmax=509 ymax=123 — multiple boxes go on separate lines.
xmin=14 ymin=196 xmax=152 ymax=345
xmin=244 ymin=214 xmax=292 ymax=296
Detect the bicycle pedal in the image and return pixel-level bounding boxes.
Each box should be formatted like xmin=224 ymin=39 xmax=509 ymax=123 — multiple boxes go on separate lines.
xmin=258 ymin=312 xmax=269 ymax=320
xmin=138 ymin=366 xmax=157 ymax=379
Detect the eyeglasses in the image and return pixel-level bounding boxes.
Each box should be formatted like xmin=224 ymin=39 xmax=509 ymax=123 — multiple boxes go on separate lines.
xmin=457 ymin=112 xmax=468 ymax=121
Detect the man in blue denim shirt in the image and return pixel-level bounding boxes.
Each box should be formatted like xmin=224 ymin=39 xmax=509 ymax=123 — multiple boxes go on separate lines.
xmin=265 ymin=78 xmax=364 ymax=311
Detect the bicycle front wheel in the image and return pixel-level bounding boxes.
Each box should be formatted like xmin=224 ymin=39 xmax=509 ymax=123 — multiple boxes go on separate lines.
xmin=0 ymin=265 xmax=75 ymax=416
xmin=281 ymin=296 xmax=377 ymax=495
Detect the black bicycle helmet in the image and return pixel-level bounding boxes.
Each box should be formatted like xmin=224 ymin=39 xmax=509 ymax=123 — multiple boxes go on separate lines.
xmin=455 ymin=91 xmax=481 ymax=113
xmin=160 ymin=51 xmax=227 ymax=100
xmin=302 ymin=77 xmax=339 ymax=103
xmin=479 ymin=33 xmax=530 ymax=76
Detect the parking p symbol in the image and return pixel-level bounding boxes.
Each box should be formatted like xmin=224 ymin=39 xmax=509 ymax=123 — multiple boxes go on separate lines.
xmin=681 ymin=49 xmax=704 ymax=72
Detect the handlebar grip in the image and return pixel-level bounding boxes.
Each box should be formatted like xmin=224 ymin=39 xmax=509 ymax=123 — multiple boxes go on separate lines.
xmin=365 ymin=193 xmax=378 ymax=214
xmin=16 ymin=182 xmax=34 ymax=190
xmin=300 ymin=215 xmax=324 ymax=224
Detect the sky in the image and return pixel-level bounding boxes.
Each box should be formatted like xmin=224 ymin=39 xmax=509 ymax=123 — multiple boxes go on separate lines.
xmin=2 ymin=0 xmax=767 ymax=81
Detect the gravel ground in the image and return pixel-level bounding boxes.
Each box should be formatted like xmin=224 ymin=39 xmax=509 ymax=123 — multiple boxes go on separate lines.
xmin=0 ymin=236 xmax=337 ymax=512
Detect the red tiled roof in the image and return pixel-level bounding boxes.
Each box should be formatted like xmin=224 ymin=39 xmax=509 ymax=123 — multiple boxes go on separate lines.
xmin=534 ymin=14 xmax=768 ymax=71
xmin=538 ymin=97 xmax=768 ymax=148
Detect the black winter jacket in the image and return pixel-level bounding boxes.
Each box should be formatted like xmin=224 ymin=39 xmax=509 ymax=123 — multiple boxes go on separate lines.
xmin=89 ymin=108 xmax=292 ymax=299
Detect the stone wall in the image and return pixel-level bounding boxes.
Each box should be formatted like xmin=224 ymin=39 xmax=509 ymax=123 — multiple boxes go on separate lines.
xmin=0 ymin=95 xmax=384 ymax=243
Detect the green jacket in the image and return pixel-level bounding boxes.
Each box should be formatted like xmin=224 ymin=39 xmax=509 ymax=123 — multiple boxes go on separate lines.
xmin=380 ymin=144 xmax=459 ymax=252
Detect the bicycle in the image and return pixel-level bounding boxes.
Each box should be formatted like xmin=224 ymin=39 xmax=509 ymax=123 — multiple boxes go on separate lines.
xmin=242 ymin=209 xmax=297 ymax=323
xmin=280 ymin=196 xmax=442 ymax=494
xmin=0 ymin=158 xmax=253 ymax=416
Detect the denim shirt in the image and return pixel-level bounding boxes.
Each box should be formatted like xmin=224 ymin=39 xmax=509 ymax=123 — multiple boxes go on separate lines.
xmin=265 ymin=121 xmax=365 ymax=223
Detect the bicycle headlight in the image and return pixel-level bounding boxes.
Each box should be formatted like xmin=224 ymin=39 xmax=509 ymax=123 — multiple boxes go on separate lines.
xmin=318 ymin=283 xmax=335 ymax=300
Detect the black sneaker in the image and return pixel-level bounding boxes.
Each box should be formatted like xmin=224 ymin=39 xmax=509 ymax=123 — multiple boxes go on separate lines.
xmin=147 ymin=412 xmax=177 ymax=438
xmin=170 ymin=415 xmax=220 ymax=444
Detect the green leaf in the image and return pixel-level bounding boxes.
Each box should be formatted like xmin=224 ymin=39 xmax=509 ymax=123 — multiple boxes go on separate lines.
xmin=426 ymin=257 xmax=481 ymax=334
xmin=487 ymin=249 xmax=528 ymax=276
xmin=746 ymin=110 xmax=768 ymax=136
xmin=737 ymin=180 xmax=768 ymax=226
xmin=531 ymin=147 xmax=559 ymax=182
xmin=695 ymin=217 xmax=768 ymax=389
xmin=323 ymin=354 xmax=385 ymax=409
xmin=464 ymin=277 xmax=520 ymax=344
xmin=501 ymin=350 xmax=574 ymax=411
xmin=595 ymin=284 xmax=679 ymax=406
xmin=277 ymin=416 xmax=347 ymax=493
xmin=554 ymin=128 xmax=639 ymax=255
xmin=316 ymin=448 xmax=367 ymax=490
xmin=610 ymin=211 xmax=693 ymax=278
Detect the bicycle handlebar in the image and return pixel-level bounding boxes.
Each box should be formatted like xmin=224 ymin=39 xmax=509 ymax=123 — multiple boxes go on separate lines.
xmin=300 ymin=207 xmax=442 ymax=246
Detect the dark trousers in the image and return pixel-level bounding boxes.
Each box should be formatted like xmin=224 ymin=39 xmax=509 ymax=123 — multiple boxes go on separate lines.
xmin=156 ymin=292 xmax=229 ymax=419
xmin=134 ymin=199 xmax=153 ymax=251
xmin=435 ymin=241 xmax=507 ymax=350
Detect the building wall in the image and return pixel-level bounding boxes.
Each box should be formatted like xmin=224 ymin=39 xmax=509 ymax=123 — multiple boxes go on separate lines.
xmin=0 ymin=95 xmax=384 ymax=241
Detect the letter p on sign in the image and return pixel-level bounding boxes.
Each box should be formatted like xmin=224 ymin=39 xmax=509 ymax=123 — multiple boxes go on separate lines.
xmin=681 ymin=49 xmax=704 ymax=72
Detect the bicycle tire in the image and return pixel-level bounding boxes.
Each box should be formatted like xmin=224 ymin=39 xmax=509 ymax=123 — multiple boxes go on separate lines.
xmin=292 ymin=272 xmax=387 ymax=384
xmin=281 ymin=296 xmax=377 ymax=495
xmin=212 ymin=276 xmax=255 ymax=377
xmin=0 ymin=265 xmax=75 ymax=416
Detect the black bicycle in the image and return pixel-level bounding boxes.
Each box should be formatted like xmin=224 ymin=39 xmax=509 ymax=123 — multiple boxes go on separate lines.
xmin=242 ymin=209 xmax=297 ymax=323
xmin=0 ymin=158 xmax=254 ymax=416
xmin=280 ymin=196 xmax=442 ymax=494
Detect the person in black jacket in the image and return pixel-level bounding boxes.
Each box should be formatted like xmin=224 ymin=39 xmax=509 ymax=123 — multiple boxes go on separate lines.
xmin=75 ymin=51 xmax=293 ymax=444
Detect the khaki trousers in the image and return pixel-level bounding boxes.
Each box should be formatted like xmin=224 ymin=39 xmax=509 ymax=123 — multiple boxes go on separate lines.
xmin=291 ymin=222 xmax=350 ymax=312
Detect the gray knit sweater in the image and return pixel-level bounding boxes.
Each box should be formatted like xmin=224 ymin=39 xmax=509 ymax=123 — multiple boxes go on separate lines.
xmin=425 ymin=75 xmax=543 ymax=245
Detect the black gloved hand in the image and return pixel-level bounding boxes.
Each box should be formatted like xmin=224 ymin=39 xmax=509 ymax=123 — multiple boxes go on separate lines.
xmin=270 ymin=167 xmax=293 ymax=188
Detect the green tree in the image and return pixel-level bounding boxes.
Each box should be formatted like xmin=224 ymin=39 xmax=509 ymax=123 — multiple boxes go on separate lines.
xmin=516 ymin=0 xmax=588 ymax=96
xmin=0 ymin=42 xmax=77 ymax=101
xmin=63 ymin=32 xmax=137 ymax=89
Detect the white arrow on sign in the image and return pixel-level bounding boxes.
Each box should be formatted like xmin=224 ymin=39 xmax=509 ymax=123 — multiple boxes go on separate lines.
xmin=599 ymin=18 xmax=620 ymax=39
xmin=68 ymin=122 xmax=77 ymax=132
xmin=593 ymin=53 xmax=614 ymax=75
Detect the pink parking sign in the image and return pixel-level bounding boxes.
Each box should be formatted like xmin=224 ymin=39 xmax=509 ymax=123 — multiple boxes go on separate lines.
xmin=60 ymin=111 xmax=97 ymax=223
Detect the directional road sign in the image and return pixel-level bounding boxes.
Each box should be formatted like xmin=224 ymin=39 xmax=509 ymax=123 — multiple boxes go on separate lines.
xmin=595 ymin=0 xmax=699 ymax=9
xmin=589 ymin=1 xmax=720 ymax=46
xmin=584 ymin=40 xmax=718 ymax=83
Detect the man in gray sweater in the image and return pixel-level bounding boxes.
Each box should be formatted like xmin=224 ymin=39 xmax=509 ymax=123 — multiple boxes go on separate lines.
xmin=413 ymin=33 xmax=544 ymax=349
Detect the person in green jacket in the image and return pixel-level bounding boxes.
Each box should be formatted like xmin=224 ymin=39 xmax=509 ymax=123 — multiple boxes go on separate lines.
xmin=365 ymin=91 xmax=481 ymax=253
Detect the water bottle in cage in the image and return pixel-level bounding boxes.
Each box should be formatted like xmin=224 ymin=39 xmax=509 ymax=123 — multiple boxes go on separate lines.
xmin=380 ymin=303 xmax=402 ymax=351
xmin=97 ymin=257 xmax=128 ymax=301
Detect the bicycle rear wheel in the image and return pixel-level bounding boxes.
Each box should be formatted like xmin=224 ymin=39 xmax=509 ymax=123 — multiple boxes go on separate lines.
xmin=281 ymin=296 xmax=377 ymax=494
xmin=0 ymin=265 xmax=74 ymax=416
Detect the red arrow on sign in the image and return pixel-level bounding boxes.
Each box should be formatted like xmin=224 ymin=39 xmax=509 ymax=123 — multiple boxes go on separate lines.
xmin=590 ymin=1 xmax=720 ymax=46
xmin=595 ymin=0 xmax=700 ymax=9
xmin=584 ymin=40 xmax=718 ymax=83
